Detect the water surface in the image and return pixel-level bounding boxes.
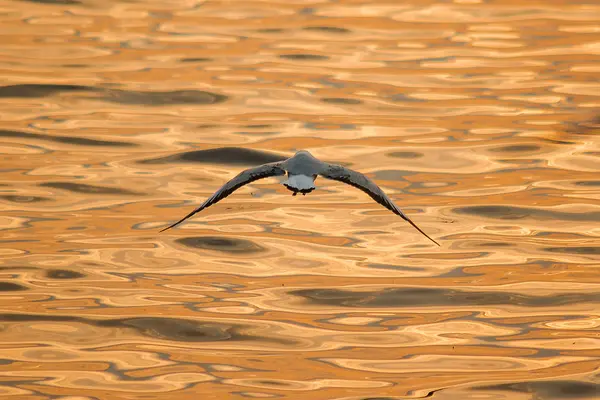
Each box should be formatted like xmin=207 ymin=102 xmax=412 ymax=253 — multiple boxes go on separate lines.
xmin=1 ymin=0 xmax=599 ymax=398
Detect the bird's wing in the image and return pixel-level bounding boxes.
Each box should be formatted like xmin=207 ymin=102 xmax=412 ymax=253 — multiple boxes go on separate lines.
xmin=160 ymin=162 xmax=286 ymax=232
xmin=320 ymin=164 xmax=439 ymax=246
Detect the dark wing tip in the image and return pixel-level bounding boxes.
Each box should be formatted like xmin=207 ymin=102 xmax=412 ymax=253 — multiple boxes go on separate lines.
xmin=401 ymin=213 xmax=440 ymax=246
xmin=158 ymin=163 xmax=285 ymax=234
xmin=159 ymin=220 xmax=182 ymax=233
xmin=158 ymin=206 xmax=203 ymax=233
xmin=159 ymin=224 xmax=175 ymax=233
xmin=321 ymin=165 xmax=440 ymax=246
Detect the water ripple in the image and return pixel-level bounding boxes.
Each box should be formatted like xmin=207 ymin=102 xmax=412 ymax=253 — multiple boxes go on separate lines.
xmin=0 ymin=0 xmax=598 ymax=398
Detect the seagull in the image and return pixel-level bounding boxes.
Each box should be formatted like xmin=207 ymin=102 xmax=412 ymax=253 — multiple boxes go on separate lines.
xmin=160 ymin=150 xmax=439 ymax=245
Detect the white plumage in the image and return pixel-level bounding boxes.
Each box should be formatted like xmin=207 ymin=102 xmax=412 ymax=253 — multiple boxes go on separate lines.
xmin=283 ymin=174 xmax=315 ymax=195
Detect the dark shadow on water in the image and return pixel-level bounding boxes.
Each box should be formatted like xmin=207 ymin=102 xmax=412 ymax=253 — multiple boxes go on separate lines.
xmin=102 ymin=89 xmax=227 ymax=106
xmin=435 ymin=267 xmax=483 ymax=278
xmin=290 ymin=287 xmax=600 ymax=308
xmin=279 ymin=54 xmax=329 ymax=61
xmin=46 ymin=269 xmax=86 ymax=279
xmin=243 ymin=124 xmax=274 ymax=129
xmin=39 ymin=182 xmax=141 ymax=196
xmin=362 ymin=263 xmax=426 ymax=272
xmin=0 ymin=282 xmax=28 ymax=291
xmin=388 ymin=151 xmax=424 ymax=159
xmin=321 ymin=98 xmax=362 ymax=105
xmin=0 ymin=129 xmax=136 ymax=148
xmin=180 ymin=58 xmax=213 ymax=63
xmin=303 ymin=26 xmax=350 ymax=33
xmin=107 ymin=317 xmax=243 ymax=342
xmin=488 ymin=144 xmax=541 ymax=153
xmin=0 ymin=84 xmax=227 ymax=105
xmin=472 ymin=242 xmax=515 ymax=247
xmin=139 ymin=147 xmax=288 ymax=166
xmin=574 ymin=180 xmax=600 ymax=187
xmin=476 ymin=380 xmax=599 ymax=398
xmin=305 ymin=122 xmax=356 ymax=131
xmin=0 ymin=84 xmax=88 ymax=97
xmin=453 ymin=205 xmax=600 ymax=222
xmin=0 ymin=314 xmax=294 ymax=344
xmin=566 ymin=114 xmax=600 ymax=136
xmin=373 ymin=169 xmax=415 ymax=181
xmin=544 ymin=246 xmax=599 ymax=255
xmin=257 ymin=28 xmax=285 ymax=33
xmin=176 ymin=236 xmax=265 ymax=254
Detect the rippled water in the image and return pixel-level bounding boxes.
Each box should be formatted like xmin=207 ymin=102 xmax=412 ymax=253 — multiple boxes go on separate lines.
xmin=1 ymin=0 xmax=599 ymax=398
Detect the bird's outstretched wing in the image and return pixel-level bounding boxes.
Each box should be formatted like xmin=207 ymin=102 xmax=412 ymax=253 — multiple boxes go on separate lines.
xmin=160 ymin=162 xmax=286 ymax=232
xmin=320 ymin=164 xmax=439 ymax=246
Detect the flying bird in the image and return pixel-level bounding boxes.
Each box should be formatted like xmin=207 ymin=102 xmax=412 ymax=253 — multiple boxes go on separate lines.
xmin=160 ymin=150 xmax=439 ymax=245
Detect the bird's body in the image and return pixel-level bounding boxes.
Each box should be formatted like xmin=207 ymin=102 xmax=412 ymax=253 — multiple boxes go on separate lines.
xmin=161 ymin=150 xmax=439 ymax=246
xmin=281 ymin=150 xmax=323 ymax=195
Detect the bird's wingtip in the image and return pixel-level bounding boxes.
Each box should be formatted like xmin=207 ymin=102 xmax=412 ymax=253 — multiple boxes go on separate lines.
xmin=422 ymin=234 xmax=440 ymax=247
xmin=159 ymin=223 xmax=177 ymax=233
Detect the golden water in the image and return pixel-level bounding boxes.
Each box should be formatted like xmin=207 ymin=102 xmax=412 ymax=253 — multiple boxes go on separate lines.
xmin=1 ymin=0 xmax=599 ymax=398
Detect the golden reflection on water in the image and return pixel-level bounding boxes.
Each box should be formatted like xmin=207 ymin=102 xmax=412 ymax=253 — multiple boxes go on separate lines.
xmin=1 ymin=0 xmax=599 ymax=398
